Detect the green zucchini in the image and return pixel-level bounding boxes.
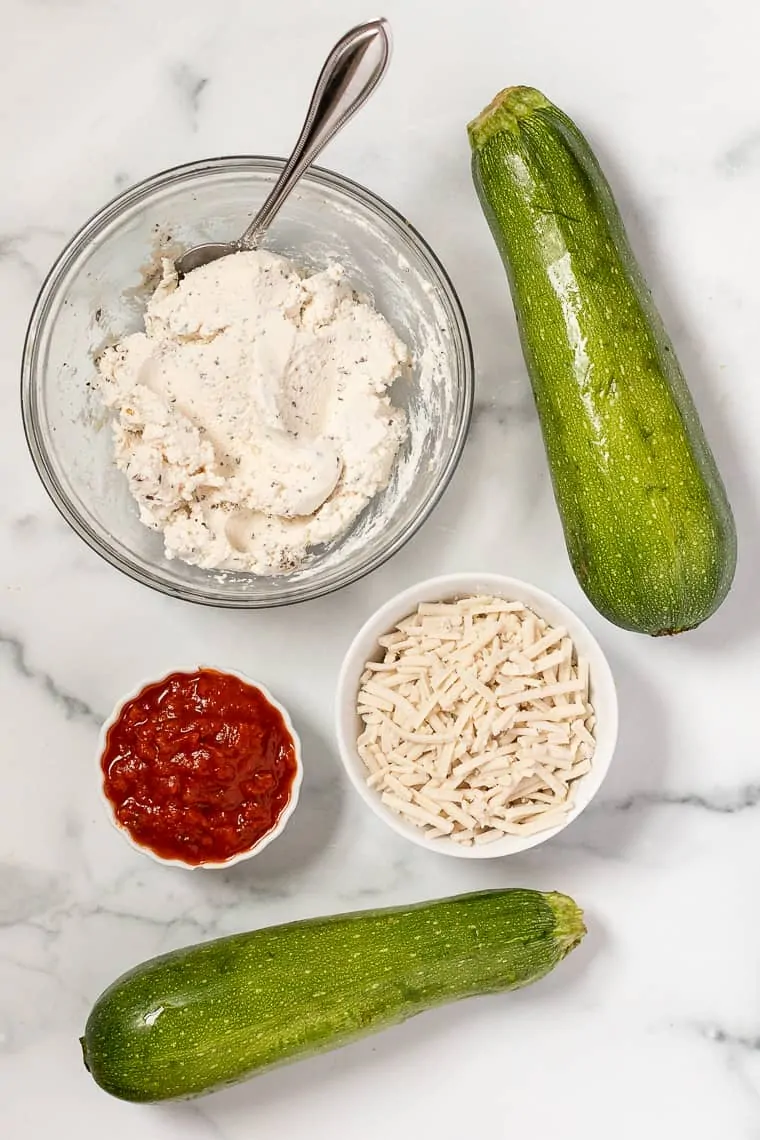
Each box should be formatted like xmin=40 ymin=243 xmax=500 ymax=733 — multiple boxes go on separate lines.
xmin=468 ymin=87 xmax=736 ymax=635
xmin=80 ymin=888 xmax=584 ymax=1102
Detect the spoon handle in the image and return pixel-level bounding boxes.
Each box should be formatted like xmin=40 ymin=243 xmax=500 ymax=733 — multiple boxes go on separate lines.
xmin=239 ymin=18 xmax=392 ymax=249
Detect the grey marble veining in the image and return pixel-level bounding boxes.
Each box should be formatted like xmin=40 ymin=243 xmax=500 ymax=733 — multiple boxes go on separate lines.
xmin=3 ymin=0 xmax=760 ymax=1137
xmin=0 ymin=631 xmax=101 ymax=725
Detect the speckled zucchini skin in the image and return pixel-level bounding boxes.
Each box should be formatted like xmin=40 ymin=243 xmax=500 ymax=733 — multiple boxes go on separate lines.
xmin=80 ymin=888 xmax=584 ymax=1102
xmin=468 ymin=87 xmax=736 ymax=635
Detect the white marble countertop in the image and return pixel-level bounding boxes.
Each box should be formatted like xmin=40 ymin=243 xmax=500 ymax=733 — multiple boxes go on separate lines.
xmin=3 ymin=0 xmax=760 ymax=1135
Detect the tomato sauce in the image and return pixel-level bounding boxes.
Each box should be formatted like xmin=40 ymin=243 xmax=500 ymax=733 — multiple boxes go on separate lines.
xmin=100 ymin=669 xmax=298 ymax=865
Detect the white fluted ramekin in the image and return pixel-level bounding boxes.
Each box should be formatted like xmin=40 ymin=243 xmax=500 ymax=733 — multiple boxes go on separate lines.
xmin=97 ymin=665 xmax=302 ymax=869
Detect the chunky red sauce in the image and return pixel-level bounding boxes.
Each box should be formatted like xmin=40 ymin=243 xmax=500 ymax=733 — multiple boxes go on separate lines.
xmin=101 ymin=669 xmax=298 ymax=865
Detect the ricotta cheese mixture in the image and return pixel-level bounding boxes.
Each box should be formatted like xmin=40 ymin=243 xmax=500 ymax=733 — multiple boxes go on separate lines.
xmin=97 ymin=250 xmax=409 ymax=573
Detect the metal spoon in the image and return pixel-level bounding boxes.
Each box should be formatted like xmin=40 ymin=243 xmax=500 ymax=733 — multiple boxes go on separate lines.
xmin=175 ymin=18 xmax=392 ymax=277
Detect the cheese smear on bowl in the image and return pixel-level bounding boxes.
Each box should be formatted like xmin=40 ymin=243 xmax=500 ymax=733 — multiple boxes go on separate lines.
xmin=96 ymin=250 xmax=409 ymax=573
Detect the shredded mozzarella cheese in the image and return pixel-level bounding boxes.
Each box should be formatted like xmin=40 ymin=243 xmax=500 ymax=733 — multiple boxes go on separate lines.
xmin=356 ymin=595 xmax=597 ymax=846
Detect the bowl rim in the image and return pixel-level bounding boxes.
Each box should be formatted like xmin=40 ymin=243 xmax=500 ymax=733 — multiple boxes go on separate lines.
xmin=20 ymin=155 xmax=474 ymax=609
xmin=335 ymin=572 xmax=619 ymax=859
xmin=96 ymin=663 xmax=303 ymax=869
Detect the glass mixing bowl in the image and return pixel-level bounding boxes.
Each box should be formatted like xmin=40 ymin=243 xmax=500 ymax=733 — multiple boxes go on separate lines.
xmin=21 ymin=158 xmax=473 ymax=607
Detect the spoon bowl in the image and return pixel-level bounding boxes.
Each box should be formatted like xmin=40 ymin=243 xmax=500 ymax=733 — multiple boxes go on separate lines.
xmin=175 ymin=18 xmax=392 ymax=277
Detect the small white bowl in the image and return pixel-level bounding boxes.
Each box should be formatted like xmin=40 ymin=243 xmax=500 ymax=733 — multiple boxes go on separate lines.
xmin=335 ymin=573 xmax=618 ymax=859
xmin=97 ymin=665 xmax=303 ymax=869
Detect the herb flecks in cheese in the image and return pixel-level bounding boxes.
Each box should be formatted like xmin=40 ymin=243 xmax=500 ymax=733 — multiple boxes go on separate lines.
xmin=97 ymin=250 xmax=409 ymax=573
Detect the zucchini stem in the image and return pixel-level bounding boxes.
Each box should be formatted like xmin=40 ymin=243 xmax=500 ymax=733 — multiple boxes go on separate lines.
xmin=545 ymin=892 xmax=586 ymax=956
xmin=467 ymin=86 xmax=549 ymax=150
